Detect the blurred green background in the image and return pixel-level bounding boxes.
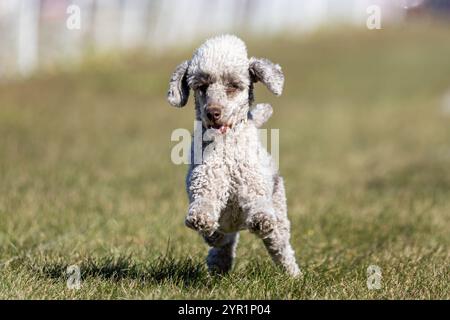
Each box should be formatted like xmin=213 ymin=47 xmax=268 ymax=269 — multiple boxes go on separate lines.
xmin=1 ymin=15 xmax=450 ymax=298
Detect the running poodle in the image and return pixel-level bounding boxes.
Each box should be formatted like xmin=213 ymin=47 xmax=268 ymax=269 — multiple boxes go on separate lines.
xmin=167 ymin=35 xmax=300 ymax=277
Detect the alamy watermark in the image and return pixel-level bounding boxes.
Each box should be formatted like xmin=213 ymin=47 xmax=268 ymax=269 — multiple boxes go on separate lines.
xmin=170 ymin=121 xmax=280 ymax=169
xmin=66 ymin=264 xmax=81 ymax=290
xmin=366 ymin=265 xmax=382 ymax=290
xmin=366 ymin=5 xmax=382 ymax=30
xmin=66 ymin=5 xmax=81 ymax=30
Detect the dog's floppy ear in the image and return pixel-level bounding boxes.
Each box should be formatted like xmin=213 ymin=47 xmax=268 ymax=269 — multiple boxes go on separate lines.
xmin=249 ymin=57 xmax=284 ymax=96
xmin=167 ymin=60 xmax=190 ymax=107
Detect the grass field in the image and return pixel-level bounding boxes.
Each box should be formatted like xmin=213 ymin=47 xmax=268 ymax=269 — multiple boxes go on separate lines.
xmin=1 ymin=25 xmax=450 ymax=299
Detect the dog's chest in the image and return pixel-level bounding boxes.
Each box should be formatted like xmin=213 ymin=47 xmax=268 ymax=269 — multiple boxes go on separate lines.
xmin=202 ymin=126 xmax=261 ymax=166
xmin=217 ymin=197 xmax=246 ymax=233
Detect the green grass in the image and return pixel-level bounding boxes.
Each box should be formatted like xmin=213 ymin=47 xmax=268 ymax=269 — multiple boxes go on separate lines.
xmin=1 ymin=24 xmax=450 ymax=299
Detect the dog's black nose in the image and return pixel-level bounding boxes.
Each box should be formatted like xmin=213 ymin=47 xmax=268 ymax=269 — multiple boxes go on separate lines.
xmin=206 ymin=106 xmax=222 ymax=121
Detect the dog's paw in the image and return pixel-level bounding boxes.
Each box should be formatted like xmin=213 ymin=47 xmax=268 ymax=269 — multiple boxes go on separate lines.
xmin=185 ymin=212 xmax=218 ymax=236
xmin=288 ymin=264 xmax=303 ymax=278
xmin=203 ymin=231 xmax=225 ymax=247
xmin=248 ymin=212 xmax=276 ymax=238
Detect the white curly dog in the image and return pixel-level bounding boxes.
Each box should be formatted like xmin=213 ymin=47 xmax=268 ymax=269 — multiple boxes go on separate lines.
xmin=167 ymin=35 xmax=300 ymax=277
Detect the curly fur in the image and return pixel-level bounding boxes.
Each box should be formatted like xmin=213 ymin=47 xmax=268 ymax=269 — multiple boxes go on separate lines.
xmin=167 ymin=35 xmax=300 ymax=277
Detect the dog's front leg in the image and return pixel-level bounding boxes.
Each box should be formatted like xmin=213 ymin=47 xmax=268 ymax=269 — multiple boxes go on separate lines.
xmin=242 ymin=198 xmax=277 ymax=238
xmin=185 ymin=147 xmax=230 ymax=235
xmin=185 ymin=198 xmax=221 ymax=237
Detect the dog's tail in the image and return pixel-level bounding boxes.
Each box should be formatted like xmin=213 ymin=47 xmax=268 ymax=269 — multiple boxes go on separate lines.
xmin=248 ymin=103 xmax=273 ymax=128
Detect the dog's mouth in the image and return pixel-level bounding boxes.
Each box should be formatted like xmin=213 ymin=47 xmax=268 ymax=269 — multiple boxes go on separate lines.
xmin=207 ymin=122 xmax=231 ymax=134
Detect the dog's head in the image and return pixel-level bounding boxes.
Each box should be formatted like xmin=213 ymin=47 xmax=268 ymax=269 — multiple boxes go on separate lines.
xmin=167 ymin=35 xmax=284 ymax=133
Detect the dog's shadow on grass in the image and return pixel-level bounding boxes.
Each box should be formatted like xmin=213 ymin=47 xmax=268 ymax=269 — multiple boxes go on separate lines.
xmin=39 ymin=254 xmax=210 ymax=287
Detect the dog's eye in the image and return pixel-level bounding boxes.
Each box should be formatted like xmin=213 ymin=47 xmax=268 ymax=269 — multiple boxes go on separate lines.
xmin=226 ymin=83 xmax=240 ymax=95
xmin=198 ymin=84 xmax=208 ymax=93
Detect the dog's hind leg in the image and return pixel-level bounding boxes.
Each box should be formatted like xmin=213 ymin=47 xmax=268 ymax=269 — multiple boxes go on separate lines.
xmin=261 ymin=176 xmax=301 ymax=277
xmin=261 ymin=224 xmax=300 ymax=277
xmin=204 ymin=232 xmax=239 ymax=274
